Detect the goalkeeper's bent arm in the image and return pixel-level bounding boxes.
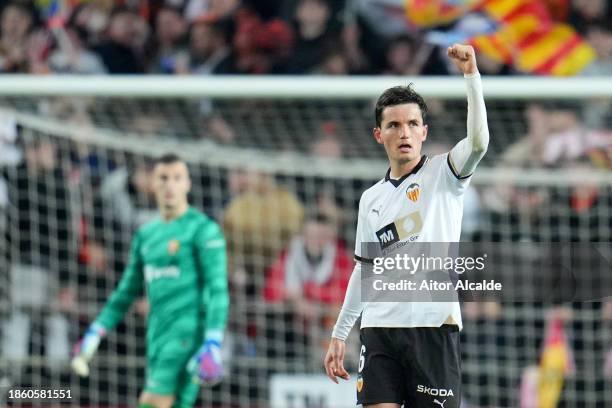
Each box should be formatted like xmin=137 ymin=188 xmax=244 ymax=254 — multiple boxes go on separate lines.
xmin=72 ymin=230 xmax=145 ymax=376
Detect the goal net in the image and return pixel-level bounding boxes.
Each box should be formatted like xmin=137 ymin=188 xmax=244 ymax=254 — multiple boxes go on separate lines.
xmin=0 ymin=76 xmax=611 ymax=408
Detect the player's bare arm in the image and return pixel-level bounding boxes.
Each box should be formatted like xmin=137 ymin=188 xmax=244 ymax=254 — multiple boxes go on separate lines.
xmin=324 ymin=337 xmax=350 ymax=384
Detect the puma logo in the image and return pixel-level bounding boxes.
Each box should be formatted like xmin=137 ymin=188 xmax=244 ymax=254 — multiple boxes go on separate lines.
xmin=433 ymin=399 xmax=446 ymax=408
xmin=371 ymin=208 xmax=380 ymax=215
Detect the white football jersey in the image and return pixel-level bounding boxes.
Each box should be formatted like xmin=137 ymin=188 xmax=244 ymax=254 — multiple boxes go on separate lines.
xmin=355 ymin=153 xmax=470 ymax=330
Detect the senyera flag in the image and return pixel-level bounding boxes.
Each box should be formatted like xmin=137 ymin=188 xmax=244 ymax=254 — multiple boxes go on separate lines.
xmin=537 ymin=316 xmax=575 ymax=408
xmin=404 ymin=0 xmax=596 ymax=75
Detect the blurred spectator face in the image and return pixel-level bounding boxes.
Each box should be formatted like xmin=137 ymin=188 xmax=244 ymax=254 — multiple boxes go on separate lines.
xmin=525 ymin=103 xmax=551 ymax=139
xmin=311 ymin=135 xmax=342 ymax=157
xmin=37 ymin=141 xmax=57 ymax=169
xmin=587 ymin=26 xmax=612 ymax=59
xmin=86 ymin=241 xmax=108 ymax=274
xmin=26 ymin=141 xmax=57 ymax=170
xmin=66 ymin=28 xmax=85 ymax=50
xmin=156 ymin=8 xmax=186 ymax=45
xmin=319 ymin=51 xmax=348 ymax=75
xmin=190 ymin=23 xmax=223 ymax=59
xmin=209 ymin=0 xmax=239 ymax=17
xmin=133 ymin=165 xmax=153 ymax=194
xmin=572 ymin=0 xmax=606 ymax=19
xmin=72 ymin=4 xmax=109 ymax=42
xmin=296 ymin=0 xmax=330 ymax=37
xmin=474 ymin=52 xmax=505 ymax=75
xmin=549 ymin=108 xmax=580 ymax=132
xmin=108 ymin=10 xmax=136 ymax=46
xmin=303 ymin=218 xmax=335 ymax=257
xmin=386 ymin=38 xmax=413 ymax=74
xmin=1 ymin=4 xmax=32 ymax=41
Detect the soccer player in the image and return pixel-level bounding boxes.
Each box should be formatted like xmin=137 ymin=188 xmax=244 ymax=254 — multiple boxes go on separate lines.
xmin=71 ymin=154 xmax=229 ymax=408
xmin=323 ymin=44 xmax=489 ymax=408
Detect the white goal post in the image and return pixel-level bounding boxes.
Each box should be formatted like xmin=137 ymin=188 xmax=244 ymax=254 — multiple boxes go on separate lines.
xmin=0 ymin=75 xmax=610 ymax=98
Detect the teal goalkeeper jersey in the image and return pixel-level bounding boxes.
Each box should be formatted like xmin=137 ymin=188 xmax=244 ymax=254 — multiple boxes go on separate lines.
xmin=95 ymin=207 xmax=229 ymax=347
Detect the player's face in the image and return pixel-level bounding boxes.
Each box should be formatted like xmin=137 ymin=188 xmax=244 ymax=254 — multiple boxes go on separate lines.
xmin=373 ymin=103 xmax=428 ymax=164
xmin=152 ymin=162 xmax=191 ymax=209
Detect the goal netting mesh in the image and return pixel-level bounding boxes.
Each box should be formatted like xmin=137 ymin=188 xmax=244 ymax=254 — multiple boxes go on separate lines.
xmin=0 ymin=77 xmax=611 ymax=407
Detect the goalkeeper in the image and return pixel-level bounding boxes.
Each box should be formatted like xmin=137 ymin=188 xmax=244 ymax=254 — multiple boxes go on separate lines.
xmin=72 ymin=153 xmax=229 ymax=408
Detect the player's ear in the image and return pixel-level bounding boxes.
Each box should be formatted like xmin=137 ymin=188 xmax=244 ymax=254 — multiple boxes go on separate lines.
xmin=422 ymin=124 xmax=428 ymax=141
xmin=373 ymin=127 xmax=383 ymax=144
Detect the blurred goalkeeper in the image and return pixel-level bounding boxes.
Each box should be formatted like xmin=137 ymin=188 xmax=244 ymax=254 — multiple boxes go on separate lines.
xmin=72 ymin=153 xmax=229 ymax=408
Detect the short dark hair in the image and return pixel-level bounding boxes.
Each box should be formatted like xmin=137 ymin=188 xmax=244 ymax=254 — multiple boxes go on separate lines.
xmin=375 ymin=84 xmax=428 ymax=127
xmin=153 ymin=153 xmax=184 ymax=166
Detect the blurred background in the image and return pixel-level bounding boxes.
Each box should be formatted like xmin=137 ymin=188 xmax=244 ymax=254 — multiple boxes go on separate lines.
xmin=0 ymin=0 xmax=612 ymax=407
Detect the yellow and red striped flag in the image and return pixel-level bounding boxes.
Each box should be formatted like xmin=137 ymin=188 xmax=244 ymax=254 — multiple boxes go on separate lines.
xmin=537 ymin=316 xmax=574 ymax=408
xmin=404 ymin=0 xmax=596 ymax=75
xmin=405 ymin=0 xmax=480 ymax=28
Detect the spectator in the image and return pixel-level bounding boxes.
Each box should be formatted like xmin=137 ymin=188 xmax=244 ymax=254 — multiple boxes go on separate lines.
xmin=178 ymin=16 xmax=235 ymax=74
xmin=99 ymin=160 xmax=157 ymax=230
xmin=223 ymin=170 xmax=304 ymax=295
xmin=2 ymin=139 xmax=76 ymax=373
xmin=542 ymin=103 xmax=612 ymax=166
xmin=280 ymin=0 xmax=337 ymax=74
xmin=382 ymin=34 xmax=448 ymax=76
xmin=342 ymin=0 xmax=416 ymax=72
xmin=568 ymin=0 xmax=611 ymax=33
xmin=263 ymin=211 xmax=353 ymax=363
xmin=148 ymin=6 xmax=188 ymax=74
xmin=264 ymin=212 xmax=353 ymax=308
xmin=0 ymin=2 xmax=33 ymax=73
xmin=93 ymin=7 xmax=145 ymax=74
xmin=581 ymin=19 xmax=612 ymax=75
xmin=313 ymin=47 xmax=349 ymax=75
xmin=66 ymin=2 xmax=112 ymax=47
xmin=310 ymin=134 xmax=343 ymax=157
xmin=497 ymin=103 xmax=553 ymax=168
xmin=48 ymin=27 xmax=107 ymax=74
xmin=482 ymin=103 xmax=553 ymax=229
xmin=547 ymin=159 xmax=612 ymax=241
xmin=232 ymin=6 xmax=293 ymax=74
xmin=0 ymin=113 xmax=21 ymax=167
xmin=183 ymin=0 xmax=240 ymax=23
xmin=309 ymin=120 xmax=345 ymax=158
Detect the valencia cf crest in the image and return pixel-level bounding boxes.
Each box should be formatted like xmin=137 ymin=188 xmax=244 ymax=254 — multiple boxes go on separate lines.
xmin=357 ymin=376 xmax=363 ymax=392
xmin=167 ymin=239 xmax=180 ymax=255
xmin=406 ymin=183 xmax=420 ymax=202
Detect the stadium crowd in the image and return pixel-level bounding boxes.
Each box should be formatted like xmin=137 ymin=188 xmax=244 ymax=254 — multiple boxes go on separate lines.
xmin=0 ymin=0 xmax=611 ymax=76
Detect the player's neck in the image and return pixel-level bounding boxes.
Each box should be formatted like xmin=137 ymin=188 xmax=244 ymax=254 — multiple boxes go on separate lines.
xmin=389 ymin=157 xmax=421 ymax=179
xmin=160 ymin=202 xmax=189 ymax=222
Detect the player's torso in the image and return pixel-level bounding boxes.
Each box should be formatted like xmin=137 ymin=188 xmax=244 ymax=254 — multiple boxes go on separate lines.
xmin=138 ymin=210 xmax=204 ymax=327
xmin=364 ymin=155 xmax=463 ymax=249
xmin=360 ymin=155 xmax=464 ymax=329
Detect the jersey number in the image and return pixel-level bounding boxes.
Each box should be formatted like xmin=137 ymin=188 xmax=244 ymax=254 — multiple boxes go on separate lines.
xmin=358 ymin=345 xmax=366 ymax=373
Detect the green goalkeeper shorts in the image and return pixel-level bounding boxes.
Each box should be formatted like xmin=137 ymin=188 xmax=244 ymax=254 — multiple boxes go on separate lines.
xmin=145 ymin=336 xmax=200 ymax=407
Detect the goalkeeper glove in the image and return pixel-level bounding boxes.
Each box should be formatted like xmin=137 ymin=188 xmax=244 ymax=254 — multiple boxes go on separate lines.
xmin=71 ymin=322 xmax=106 ymax=377
xmin=187 ymin=339 xmax=223 ymax=386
